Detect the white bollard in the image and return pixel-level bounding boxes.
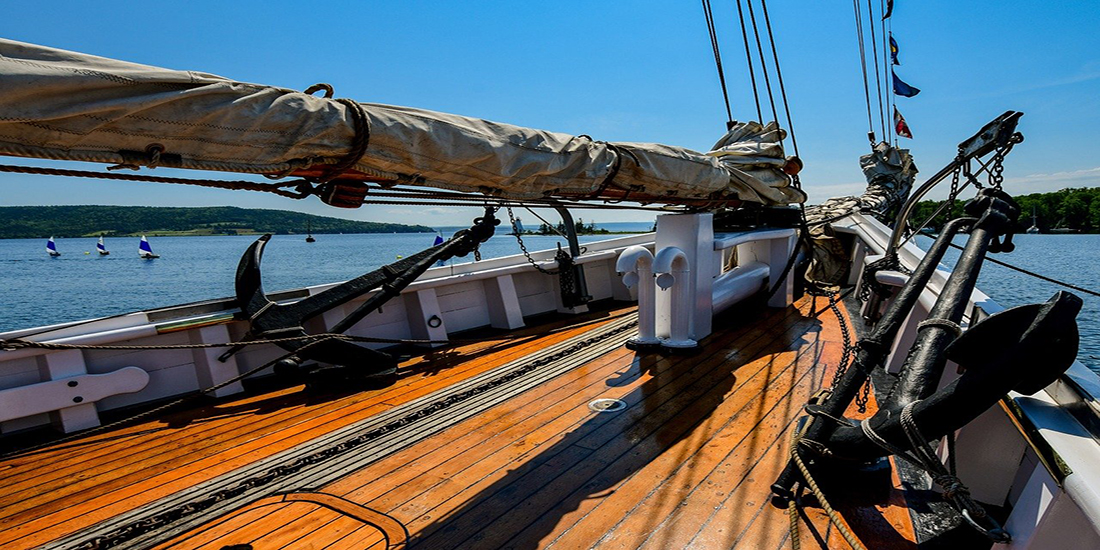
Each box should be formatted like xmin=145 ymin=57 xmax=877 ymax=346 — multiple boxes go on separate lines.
xmin=616 ymin=246 xmax=660 ymax=350
xmin=654 ymin=246 xmax=698 ymax=351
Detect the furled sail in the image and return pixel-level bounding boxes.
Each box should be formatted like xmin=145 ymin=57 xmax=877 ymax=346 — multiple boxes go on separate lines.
xmin=803 ymin=142 xmax=918 ymax=287
xmin=0 ymin=39 xmax=804 ymax=207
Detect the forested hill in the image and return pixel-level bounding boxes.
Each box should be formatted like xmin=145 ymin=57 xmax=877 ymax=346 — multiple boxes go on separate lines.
xmin=0 ymin=206 xmax=434 ymax=239
xmin=907 ymin=187 xmax=1100 ymax=234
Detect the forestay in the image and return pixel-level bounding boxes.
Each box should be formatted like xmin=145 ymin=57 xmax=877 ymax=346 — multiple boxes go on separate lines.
xmin=0 ymin=39 xmax=804 ymax=206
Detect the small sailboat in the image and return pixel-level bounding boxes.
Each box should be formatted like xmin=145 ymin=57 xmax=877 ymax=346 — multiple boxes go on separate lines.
xmin=138 ymin=235 xmax=160 ymax=259
xmin=96 ymin=236 xmax=110 ymax=255
xmin=433 ymin=233 xmax=445 ymax=266
xmin=305 ymin=220 xmax=316 ymax=243
xmin=46 ymin=237 xmax=60 ymax=257
xmin=1026 ymin=206 xmax=1040 ymax=234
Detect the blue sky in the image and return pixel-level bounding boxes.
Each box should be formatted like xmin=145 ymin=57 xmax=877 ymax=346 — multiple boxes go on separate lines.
xmin=2 ymin=1 xmax=1098 ymax=226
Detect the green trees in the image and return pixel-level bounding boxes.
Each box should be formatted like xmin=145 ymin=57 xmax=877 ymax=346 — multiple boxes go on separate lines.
xmin=907 ymin=187 xmax=1100 ymax=233
xmin=0 ymin=206 xmax=434 ymax=239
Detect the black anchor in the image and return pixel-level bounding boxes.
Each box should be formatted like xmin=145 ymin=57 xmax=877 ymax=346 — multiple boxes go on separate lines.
xmin=231 ymin=208 xmax=499 ymax=387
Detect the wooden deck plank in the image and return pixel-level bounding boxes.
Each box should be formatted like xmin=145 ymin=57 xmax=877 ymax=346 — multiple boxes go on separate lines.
xmin=348 ymin=307 xmax=795 ymax=522
xmin=0 ymin=316 xmax=581 ymax=497
xmin=379 ymin=305 xmax=825 ymax=548
xmin=2 ymin=294 xmax=920 ymax=550
xmin=0 ymin=308 xmax=629 ymax=548
xmin=502 ymin=331 xmax=834 ymax=550
xmin=214 ymin=506 xmax=341 ymax=550
xmin=582 ymin=343 xmax=839 ymax=550
xmin=326 ymin=306 xmax=794 ymax=511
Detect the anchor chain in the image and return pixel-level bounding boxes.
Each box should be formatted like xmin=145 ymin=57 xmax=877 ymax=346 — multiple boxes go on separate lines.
xmin=508 ymin=206 xmax=559 ymax=275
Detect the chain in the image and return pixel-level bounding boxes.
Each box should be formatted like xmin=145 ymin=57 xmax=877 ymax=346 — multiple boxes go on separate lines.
xmin=828 ymin=292 xmax=854 ymax=387
xmin=988 ymin=149 xmax=1006 ymax=190
xmin=507 ymin=207 xmax=559 ymax=275
xmin=855 ymin=376 xmax=872 ymax=414
xmin=74 ymin=319 xmax=636 ymax=550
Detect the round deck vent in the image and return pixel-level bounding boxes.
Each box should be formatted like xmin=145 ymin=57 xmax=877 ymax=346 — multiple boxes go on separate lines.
xmin=588 ymin=398 xmax=626 ymax=413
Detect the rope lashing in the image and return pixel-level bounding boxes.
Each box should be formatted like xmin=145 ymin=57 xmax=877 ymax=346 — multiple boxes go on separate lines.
xmin=916 ymin=318 xmax=964 ymax=338
xmin=860 ymin=403 xmax=1012 ymax=542
xmin=316 ymin=98 xmax=371 ymax=183
xmin=0 ymin=163 xmax=314 ymax=199
xmin=787 ymin=424 xmax=869 ymax=550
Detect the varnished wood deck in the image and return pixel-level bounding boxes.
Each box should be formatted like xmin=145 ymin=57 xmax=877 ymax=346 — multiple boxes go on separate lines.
xmin=0 ymin=298 xmax=918 ymax=549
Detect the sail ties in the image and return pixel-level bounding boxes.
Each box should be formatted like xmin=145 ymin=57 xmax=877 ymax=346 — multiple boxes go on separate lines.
xmin=299 ymin=82 xmax=373 ymax=183
xmin=318 ymin=98 xmax=371 ymax=182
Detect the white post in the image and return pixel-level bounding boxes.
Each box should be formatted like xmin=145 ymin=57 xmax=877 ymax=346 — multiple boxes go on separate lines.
xmin=655 ymin=213 xmax=715 ymax=340
xmin=616 ymin=246 xmax=659 ymax=350
xmin=404 ymin=288 xmax=448 ymax=348
xmin=654 ymin=246 xmax=698 ymax=351
xmin=35 ymin=349 xmax=100 ymax=433
xmin=191 ymin=324 xmax=244 ymax=398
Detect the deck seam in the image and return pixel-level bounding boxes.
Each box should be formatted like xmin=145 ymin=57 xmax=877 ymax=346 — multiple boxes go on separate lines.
xmin=44 ymin=313 xmax=637 ymax=550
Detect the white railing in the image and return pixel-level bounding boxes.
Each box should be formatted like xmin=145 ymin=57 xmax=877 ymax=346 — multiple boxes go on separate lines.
xmin=0 ymin=233 xmax=653 ymax=434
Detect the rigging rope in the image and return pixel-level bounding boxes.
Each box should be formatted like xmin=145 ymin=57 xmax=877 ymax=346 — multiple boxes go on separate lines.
xmin=735 ymin=0 xmax=765 ymax=122
xmin=759 ymin=0 xmax=799 ymax=157
xmin=945 ymin=242 xmax=1100 ymax=298
xmin=0 ymin=163 xmax=312 ymax=199
xmin=852 ymin=0 xmax=875 ymax=141
xmin=880 ymin=0 xmax=894 ymax=143
xmin=745 ymin=0 xmax=779 ymax=124
xmin=865 ymin=0 xmax=887 ymax=141
xmin=701 ymin=0 xmax=735 ymax=125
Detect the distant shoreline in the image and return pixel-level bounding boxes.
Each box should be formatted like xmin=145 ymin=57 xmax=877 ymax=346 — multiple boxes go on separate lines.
xmin=0 ymin=205 xmax=433 ymax=239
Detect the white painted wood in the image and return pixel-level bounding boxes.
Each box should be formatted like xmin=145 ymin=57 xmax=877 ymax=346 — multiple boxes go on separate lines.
xmin=1003 ymin=465 xmax=1059 ymax=549
xmin=34 ymin=349 xmax=99 ymax=432
xmin=733 ymin=231 xmax=795 ymax=309
xmin=617 ymin=246 xmax=658 ymax=347
xmin=713 ymin=228 xmax=797 ymax=250
xmin=885 ymin=300 xmax=924 ymax=374
xmin=403 ymin=288 xmax=448 ymax=347
xmin=189 ymin=325 xmax=243 ymax=398
xmin=654 ymin=247 xmax=696 ymax=349
xmin=483 ymin=275 xmax=525 ymax=330
xmin=656 ymin=213 xmax=714 ymax=340
xmin=1023 ymin=492 xmax=1100 ymax=549
xmin=947 ymin=405 xmax=1029 ymax=506
xmin=847 ymin=240 xmax=867 ymax=286
xmin=0 ymin=366 xmax=148 ymax=424
xmin=712 ymin=261 xmax=769 ymax=315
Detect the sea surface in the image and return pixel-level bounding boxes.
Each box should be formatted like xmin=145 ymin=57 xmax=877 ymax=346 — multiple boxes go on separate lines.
xmin=914 ymin=234 xmax=1100 ymax=376
xmin=1 ymin=227 xmax=1096 ymax=377
xmin=0 ymin=222 xmax=652 ymax=333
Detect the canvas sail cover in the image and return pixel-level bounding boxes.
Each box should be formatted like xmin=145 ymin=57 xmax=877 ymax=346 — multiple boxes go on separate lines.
xmin=803 ymin=142 xmax=918 ymax=287
xmin=0 ymin=39 xmax=804 ymax=206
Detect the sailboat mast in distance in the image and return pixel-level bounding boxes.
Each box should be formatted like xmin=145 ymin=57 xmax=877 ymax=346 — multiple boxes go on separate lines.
xmin=97 ymin=236 xmax=110 ymax=255
xmin=46 ymin=236 xmax=60 ymax=257
xmin=306 ymin=220 xmax=316 ymax=242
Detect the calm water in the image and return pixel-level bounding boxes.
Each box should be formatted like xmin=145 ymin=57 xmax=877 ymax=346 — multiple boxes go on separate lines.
xmin=1 ymin=229 xmax=1096 ymax=375
xmin=915 ymin=234 xmax=1100 ymax=375
xmin=0 ymin=228 xmax=645 ymax=332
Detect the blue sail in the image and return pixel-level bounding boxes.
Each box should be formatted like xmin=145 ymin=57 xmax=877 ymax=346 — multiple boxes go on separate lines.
xmin=139 ymin=235 xmax=158 ymax=258
xmin=434 ymin=234 xmax=445 ymax=266
xmin=46 ymin=237 xmax=59 ymax=256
